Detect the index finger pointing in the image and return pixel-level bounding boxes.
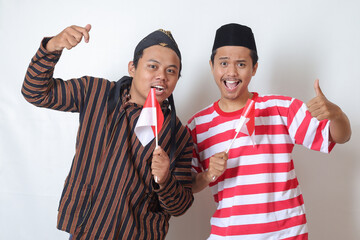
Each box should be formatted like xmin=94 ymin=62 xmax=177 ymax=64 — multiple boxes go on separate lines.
xmin=73 ymin=24 xmax=91 ymax=43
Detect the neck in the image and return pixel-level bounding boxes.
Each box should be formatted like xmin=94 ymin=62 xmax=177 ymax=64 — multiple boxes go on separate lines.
xmin=218 ymin=92 xmax=253 ymax=112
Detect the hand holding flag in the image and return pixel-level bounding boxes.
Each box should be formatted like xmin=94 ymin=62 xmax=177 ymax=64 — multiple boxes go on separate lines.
xmin=151 ymin=146 xmax=170 ymax=185
xmin=134 ymin=88 xmax=164 ymax=147
xmin=134 ymin=88 xmax=164 ymax=183
xmin=226 ymin=99 xmax=255 ymax=153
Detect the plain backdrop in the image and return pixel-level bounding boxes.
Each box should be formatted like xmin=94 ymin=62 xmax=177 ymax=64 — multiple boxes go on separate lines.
xmin=1 ymin=0 xmax=359 ymax=239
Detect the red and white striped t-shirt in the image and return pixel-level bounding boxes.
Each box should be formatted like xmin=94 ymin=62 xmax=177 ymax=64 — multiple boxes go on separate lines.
xmin=187 ymin=93 xmax=335 ymax=240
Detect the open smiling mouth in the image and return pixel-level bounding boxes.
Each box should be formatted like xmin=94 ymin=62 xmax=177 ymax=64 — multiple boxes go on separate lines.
xmin=223 ymin=79 xmax=242 ymax=90
xmin=151 ymin=85 xmax=165 ymax=93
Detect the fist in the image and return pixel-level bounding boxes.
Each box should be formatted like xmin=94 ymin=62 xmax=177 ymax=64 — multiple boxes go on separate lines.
xmin=151 ymin=146 xmax=170 ymax=185
xmin=207 ymin=152 xmax=228 ymax=182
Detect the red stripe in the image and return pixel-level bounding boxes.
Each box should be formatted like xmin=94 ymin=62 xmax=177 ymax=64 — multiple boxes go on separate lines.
xmin=197 ymin=128 xmax=235 ymax=148
xmin=229 ymin=143 xmax=294 ymax=157
xmin=294 ymin=111 xmax=312 ymax=145
xmin=255 ymin=124 xmax=289 ymax=135
xmin=213 ymin=194 xmax=304 ymax=217
xmin=257 ymin=95 xmax=292 ymax=103
xmin=215 ymin=178 xmax=299 ymax=203
xmin=287 ymin=99 xmax=302 ymax=128
xmin=282 ymin=233 xmax=308 ymax=240
xmin=198 ymin=124 xmax=289 ymax=151
xmin=310 ymin=119 xmax=328 ymax=151
xmin=256 ymin=106 xmax=289 ymax=117
xmin=226 ymin=161 xmax=293 ymax=177
xmin=211 ymin=214 xmax=307 ymax=236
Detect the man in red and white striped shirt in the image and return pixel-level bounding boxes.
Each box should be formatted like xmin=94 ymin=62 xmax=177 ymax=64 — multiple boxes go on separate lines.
xmin=188 ymin=23 xmax=351 ymax=239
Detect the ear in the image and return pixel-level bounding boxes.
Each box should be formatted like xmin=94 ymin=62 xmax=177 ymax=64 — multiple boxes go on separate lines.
xmin=209 ymin=59 xmax=214 ymax=74
xmin=252 ymin=62 xmax=258 ymax=76
xmin=128 ymin=61 xmax=135 ymax=77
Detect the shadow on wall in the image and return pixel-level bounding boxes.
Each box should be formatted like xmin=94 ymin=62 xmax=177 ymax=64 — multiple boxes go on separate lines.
xmin=293 ymin=142 xmax=358 ymax=240
xmin=174 ymin=68 xmax=219 ymax=124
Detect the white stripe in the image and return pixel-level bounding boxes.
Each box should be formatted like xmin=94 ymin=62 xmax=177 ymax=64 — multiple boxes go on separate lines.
xmin=211 ymin=205 xmax=305 ymax=227
xmin=227 ymin=153 xmax=292 ymax=169
xmin=197 ymin=118 xmax=238 ymax=143
xmin=215 ymin=184 xmax=302 ymax=209
xmin=207 ymin=224 xmax=307 ymax=240
xmin=288 ymin=103 xmax=307 ymax=143
xmin=213 ymin=169 xmax=297 ymax=196
xmin=320 ymin=120 xmax=331 ymax=153
xmin=199 ymin=133 xmax=294 ymax=161
xmin=194 ymin=109 xmax=219 ymax=125
xmin=256 ymin=97 xmax=292 ymax=109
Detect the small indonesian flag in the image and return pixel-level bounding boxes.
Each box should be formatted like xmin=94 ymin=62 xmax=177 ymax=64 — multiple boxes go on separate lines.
xmin=237 ymin=98 xmax=255 ymax=145
xmin=134 ymin=88 xmax=164 ymax=146
xmin=226 ymin=99 xmax=256 ymax=153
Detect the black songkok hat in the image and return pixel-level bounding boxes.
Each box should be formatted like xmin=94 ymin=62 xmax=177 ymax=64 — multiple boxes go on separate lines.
xmin=134 ymin=29 xmax=181 ymax=61
xmin=212 ymin=23 xmax=257 ymax=52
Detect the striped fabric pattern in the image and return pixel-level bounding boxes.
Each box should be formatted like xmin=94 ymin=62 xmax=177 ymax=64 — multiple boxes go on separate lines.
xmin=22 ymin=38 xmax=194 ymax=239
xmin=187 ymin=93 xmax=334 ymax=239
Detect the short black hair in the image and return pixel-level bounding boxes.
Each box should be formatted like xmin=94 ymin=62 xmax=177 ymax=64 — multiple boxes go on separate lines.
xmin=210 ymin=49 xmax=258 ymax=67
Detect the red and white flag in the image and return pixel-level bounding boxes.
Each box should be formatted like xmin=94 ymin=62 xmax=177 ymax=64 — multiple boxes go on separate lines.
xmin=134 ymin=88 xmax=164 ymax=147
xmin=226 ymin=99 xmax=256 ymax=153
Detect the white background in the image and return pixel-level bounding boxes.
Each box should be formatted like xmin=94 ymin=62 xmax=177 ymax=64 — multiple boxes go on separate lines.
xmin=1 ymin=0 xmax=359 ymax=239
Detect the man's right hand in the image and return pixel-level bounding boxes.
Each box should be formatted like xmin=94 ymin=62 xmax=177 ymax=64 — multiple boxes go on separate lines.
xmin=192 ymin=152 xmax=228 ymax=193
xmin=46 ymin=24 xmax=91 ymax=52
xmin=206 ymin=152 xmax=228 ymax=182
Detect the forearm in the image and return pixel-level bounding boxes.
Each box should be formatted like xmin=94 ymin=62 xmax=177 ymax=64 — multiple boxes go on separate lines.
xmin=330 ymin=111 xmax=351 ymax=143
xmin=21 ymin=38 xmax=62 ymax=106
xmin=192 ymin=171 xmax=212 ymax=193
xmin=154 ymin=175 xmax=194 ymax=216
xmin=22 ymin=38 xmax=87 ymax=112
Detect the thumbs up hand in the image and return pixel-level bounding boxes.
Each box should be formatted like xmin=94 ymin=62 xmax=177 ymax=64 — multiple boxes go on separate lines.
xmin=306 ymin=79 xmax=342 ymax=121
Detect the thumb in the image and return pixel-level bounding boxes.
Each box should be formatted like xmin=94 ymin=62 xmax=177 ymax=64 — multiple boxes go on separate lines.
xmin=314 ymin=79 xmax=324 ymax=97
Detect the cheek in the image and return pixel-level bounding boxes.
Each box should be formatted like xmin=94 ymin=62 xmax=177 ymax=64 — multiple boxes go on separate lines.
xmin=168 ymin=79 xmax=178 ymax=90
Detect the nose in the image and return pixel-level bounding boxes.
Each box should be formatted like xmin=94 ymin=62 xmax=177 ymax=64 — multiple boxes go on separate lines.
xmin=156 ymin=68 xmax=167 ymax=81
xmin=226 ymin=64 xmax=237 ymax=77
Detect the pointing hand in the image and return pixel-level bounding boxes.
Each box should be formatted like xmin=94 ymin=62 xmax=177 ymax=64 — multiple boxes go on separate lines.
xmin=46 ymin=24 xmax=91 ymax=52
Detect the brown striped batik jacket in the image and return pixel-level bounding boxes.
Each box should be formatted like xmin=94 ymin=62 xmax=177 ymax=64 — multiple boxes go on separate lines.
xmin=21 ymin=38 xmax=194 ymax=240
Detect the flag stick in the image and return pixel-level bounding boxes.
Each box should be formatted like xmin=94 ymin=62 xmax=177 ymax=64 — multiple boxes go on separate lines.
xmin=152 ymin=89 xmax=159 ymax=183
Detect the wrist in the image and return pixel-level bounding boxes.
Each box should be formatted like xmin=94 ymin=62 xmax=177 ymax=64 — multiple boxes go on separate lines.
xmin=204 ymin=171 xmax=214 ymax=183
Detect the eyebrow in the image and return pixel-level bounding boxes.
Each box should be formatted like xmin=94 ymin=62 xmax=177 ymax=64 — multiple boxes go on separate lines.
xmin=218 ymin=57 xmax=247 ymax=62
xmin=148 ymin=59 xmax=179 ymax=69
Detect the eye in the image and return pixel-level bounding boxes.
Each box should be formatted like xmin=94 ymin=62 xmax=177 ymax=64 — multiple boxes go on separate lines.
xmin=148 ymin=64 xmax=157 ymax=70
xmin=167 ymin=68 xmax=177 ymax=74
xmin=237 ymin=63 xmax=246 ymax=67
xmin=220 ymin=62 xmax=228 ymax=67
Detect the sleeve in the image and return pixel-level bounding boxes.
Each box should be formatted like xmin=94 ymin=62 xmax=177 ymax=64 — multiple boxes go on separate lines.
xmin=287 ymin=98 xmax=336 ymax=153
xmin=153 ymin=124 xmax=194 ymax=216
xmin=187 ymin=117 xmax=203 ymax=174
xmin=21 ymin=38 xmax=88 ymax=113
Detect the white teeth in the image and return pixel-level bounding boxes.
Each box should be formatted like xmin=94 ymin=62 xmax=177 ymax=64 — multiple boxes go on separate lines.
xmin=153 ymin=85 xmax=164 ymax=91
xmin=226 ymin=80 xmax=238 ymax=84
